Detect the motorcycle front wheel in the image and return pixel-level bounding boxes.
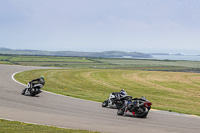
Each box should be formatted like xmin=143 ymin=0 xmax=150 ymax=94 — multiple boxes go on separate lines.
xmin=21 ymin=88 xmax=26 ymax=95
xmin=117 ymin=108 xmax=125 ymax=115
xmin=102 ymin=100 xmax=108 ymax=107
xmin=135 ymin=107 xmax=149 ymax=118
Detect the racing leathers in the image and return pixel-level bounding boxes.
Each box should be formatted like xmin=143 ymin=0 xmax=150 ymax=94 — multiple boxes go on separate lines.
xmin=29 ymin=77 xmax=45 ymax=89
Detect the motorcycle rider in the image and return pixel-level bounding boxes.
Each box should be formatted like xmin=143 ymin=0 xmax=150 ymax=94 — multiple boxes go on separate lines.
xmin=102 ymin=89 xmax=129 ymax=108
xmin=113 ymin=89 xmax=128 ymax=99
xmin=29 ymin=76 xmax=45 ymax=89
xmin=25 ymin=76 xmax=45 ymax=95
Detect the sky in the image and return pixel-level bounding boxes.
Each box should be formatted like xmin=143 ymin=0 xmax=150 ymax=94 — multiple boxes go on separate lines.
xmin=0 ymin=0 xmax=200 ymax=54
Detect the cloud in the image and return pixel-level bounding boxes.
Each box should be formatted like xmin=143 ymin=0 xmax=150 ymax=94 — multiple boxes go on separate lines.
xmin=1 ymin=0 xmax=200 ymax=53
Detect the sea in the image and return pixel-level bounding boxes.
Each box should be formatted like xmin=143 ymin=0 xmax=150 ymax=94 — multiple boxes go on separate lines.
xmin=150 ymin=54 xmax=200 ymax=61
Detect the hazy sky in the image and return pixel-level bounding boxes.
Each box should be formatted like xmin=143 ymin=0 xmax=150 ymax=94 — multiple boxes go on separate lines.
xmin=1 ymin=0 xmax=200 ymax=54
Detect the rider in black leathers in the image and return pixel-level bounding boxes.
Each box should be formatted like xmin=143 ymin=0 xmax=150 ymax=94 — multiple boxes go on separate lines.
xmin=102 ymin=89 xmax=129 ymax=108
xmin=22 ymin=76 xmax=45 ymax=96
xmin=29 ymin=76 xmax=45 ymax=89
xmin=27 ymin=76 xmax=45 ymax=94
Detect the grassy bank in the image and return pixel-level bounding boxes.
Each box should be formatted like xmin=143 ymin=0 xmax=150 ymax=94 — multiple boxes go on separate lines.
xmin=0 ymin=119 xmax=99 ymax=133
xmin=15 ymin=69 xmax=200 ymax=116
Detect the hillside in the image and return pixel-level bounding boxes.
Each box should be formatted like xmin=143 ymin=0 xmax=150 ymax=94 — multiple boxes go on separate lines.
xmin=0 ymin=47 xmax=152 ymax=58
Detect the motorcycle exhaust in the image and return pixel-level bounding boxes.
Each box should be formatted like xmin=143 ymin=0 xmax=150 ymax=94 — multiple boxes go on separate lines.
xmin=139 ymin=102 xmax=152 ymax=108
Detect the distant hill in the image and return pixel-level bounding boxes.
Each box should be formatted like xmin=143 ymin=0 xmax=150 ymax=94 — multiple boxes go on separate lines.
xmin=148 ymin=53 xmax=170 ymax=55
xmin=0 ymin=47 xmax=152 ymax=58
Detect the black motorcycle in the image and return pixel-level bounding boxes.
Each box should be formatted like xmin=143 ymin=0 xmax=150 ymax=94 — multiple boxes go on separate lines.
xmin=21 ymin=82 xmax=43 ymax=96
xmin=117 ymin=96 xmax=152 ymax=118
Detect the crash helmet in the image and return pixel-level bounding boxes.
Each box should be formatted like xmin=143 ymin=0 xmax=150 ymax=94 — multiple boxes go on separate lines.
xmin=120 ymin=89 xmax=125 ymax=92
xmin=40 ymin=76 xmax=45 ymax=79
xmin=120 ymin=89 xmax=127 ymax=96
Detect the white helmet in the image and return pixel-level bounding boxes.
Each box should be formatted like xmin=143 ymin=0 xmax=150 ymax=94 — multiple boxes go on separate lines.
xmin=120 ymin=89 xmax=127 ymax=96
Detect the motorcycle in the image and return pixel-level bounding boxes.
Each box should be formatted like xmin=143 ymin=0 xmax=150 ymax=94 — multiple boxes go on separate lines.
xmin=102 ymin=92 xmax=131 ymax=109
xmin=21 ymin=82 xmax=43 ymax=96
xmin=117 ymin=96 xmax=152 ymax=118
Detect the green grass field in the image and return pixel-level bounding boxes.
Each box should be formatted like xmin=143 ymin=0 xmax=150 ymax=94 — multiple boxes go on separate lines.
xmin=0 ymin=119 xmax=99 ymax=133
xmin=15 ymin=69 xmax=200 ymax=116
xmin=1 ymin=54 xmax=200 ymax=71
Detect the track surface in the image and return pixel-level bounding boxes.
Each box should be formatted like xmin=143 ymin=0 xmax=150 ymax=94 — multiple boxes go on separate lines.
xmin=0 ymin=64 xmax=200 ymax=133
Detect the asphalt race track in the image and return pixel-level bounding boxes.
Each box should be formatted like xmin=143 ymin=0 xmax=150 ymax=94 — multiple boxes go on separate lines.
xmin=0 ymin=64 xmax=200 ymax=133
